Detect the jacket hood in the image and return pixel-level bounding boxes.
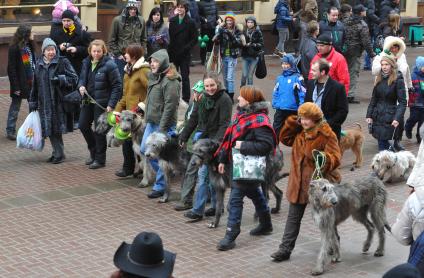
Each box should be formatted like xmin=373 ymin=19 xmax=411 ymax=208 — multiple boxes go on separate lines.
xmin=383 ymin=36 xmax=406 ymax=58
xmin=149 ymin=49 xmax=169 ymax=73
xmin=164 ymin=64 xmax=181 ymax=81
xmin=238 ymin=101 xmax=270 ymax=115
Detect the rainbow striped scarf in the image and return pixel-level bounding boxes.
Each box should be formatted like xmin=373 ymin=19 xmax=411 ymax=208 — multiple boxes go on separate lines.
xmin=20 ymin=46 xmax=35 ymax=89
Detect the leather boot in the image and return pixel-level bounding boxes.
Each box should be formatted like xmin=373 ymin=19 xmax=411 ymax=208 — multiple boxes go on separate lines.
xmin=217 ymin=225 xmax=240 ymax=251
xmin=85 ymin=148 xmax=96 ymax=165
xmin=250 ymin=211 xmax=273 ymax=236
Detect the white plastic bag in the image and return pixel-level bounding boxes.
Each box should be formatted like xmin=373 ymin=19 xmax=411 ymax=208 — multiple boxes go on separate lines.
xmin=16 ymin=111 xmax=44 ymax=151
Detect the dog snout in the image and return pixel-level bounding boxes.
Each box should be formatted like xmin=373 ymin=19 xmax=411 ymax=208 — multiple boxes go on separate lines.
xmin=331 ymin=198 xmax=338 ymax=205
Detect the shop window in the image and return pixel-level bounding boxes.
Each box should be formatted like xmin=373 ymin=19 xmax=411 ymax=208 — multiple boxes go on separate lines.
xmin=400 ymin=0 xmax=407 ymax=11
xmin=216 ymin=1 xmax=254 ymax=14
xmin=0 ymin=0 xmax=55 ymax=24
xmin=98 ymin=0 xmax=126 ymax=10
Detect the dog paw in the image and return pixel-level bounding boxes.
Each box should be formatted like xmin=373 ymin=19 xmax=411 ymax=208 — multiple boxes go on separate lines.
xmin=271 ymin=208 xmax=280 ymax=214
xmin=208 ymin=222 xmax=217 ymax=229
xmin=311 ymin=267 xmax=324 ymax=276
xmin=374 ymin=249 xmax=384 ymax=257
xmin=138 ymin=179 xmax=150 ymax=188
xmin=362 ymin=243 xmax=371 ymax=253
xmin=331 ymin=256 xmax=341 ymax=263
xmin=350 ymin=166 xmax=355 ymax=171
xmin=158 ymin=197 xmax=168 ymax=203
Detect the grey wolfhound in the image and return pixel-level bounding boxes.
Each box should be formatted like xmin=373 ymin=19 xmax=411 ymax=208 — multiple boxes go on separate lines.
xmin=119 ymin=110 xmax=155 ymax=185
xmin=144 ymin=131 xmax=190 ymax=203
xmin=95 ymin=111 xmax=123 ymax=148
xmin=191 ymin=139 xmax=286 ymax=228
xmin=308 ymin=176 xmax=391 ymax=276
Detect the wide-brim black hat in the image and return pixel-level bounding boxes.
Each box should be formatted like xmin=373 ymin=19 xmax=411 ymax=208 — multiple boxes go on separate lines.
xmin=114 ymin=233 xmax=176 ymax=278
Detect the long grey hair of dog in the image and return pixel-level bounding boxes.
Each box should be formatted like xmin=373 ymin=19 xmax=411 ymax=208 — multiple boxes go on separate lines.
xmin=371 ymin=150 xmax=416 ymax=183
xmin=308 ymin=176 xmax=391 ymax=276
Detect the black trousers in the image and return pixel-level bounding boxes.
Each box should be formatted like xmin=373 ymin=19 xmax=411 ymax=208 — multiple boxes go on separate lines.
xmin=405 ymin=107 xmax=424 ymax=137
xmin=122 ymin=139 xmax=135 ymax=173
xmin=279 ymin=203 xmax=307 ymax=252
xmin=79 ymin=103 xmax=107 ymax=164
xmin=273 ymin=109 xmax=297 ymax=140
xmin=174 ymin=58 xmax=191 ymax=103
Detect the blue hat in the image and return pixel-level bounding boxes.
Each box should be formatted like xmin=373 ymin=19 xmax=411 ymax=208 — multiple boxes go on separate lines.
xmin=281 ymin=54 xmax=296 ymax=68
xmin=416 ymin=56 xmax=424 ymax=70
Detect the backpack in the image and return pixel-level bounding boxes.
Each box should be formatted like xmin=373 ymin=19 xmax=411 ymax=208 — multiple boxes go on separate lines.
xmin=408 ymin=229 xmax=424 ymax=277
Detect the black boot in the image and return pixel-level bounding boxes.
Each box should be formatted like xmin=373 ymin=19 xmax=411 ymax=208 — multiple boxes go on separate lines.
xmin=85 ymin=148 xmax=95 ymax=165
xmin=271 ymin=248 xmax=291 ymax=261
xmin=250 ymin=211 xmax=273 ymax=236
xmin=217 ymin=225 xmax=240 ymax=251
xmin=393 ymin=140 xmax=405 ymax=151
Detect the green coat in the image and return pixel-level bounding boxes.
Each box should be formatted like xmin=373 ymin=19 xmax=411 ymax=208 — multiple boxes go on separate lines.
xmin=108 ymin=15 xmax=147 ymax=57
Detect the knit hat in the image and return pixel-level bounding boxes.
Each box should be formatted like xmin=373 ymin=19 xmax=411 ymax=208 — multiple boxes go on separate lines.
xmin=281 ymin=54 xmax=296 ymax=68
xmin=245 ymin=15 xmax=257 ymax=25
xmin=416 ymin=56 xmax=424 ymax=70
xmin=224 ymin=11 xmax=236 ymax=22
xmin=353 ymin=4 xmax=366 ymax=15
xmin=381 ymin=54 xmax=397 ymax=69
xmin=383 ymin=263 xmax=421 ymax=278
xmin=297 ymin=102 xmax=324 ymax=122
xmin=240 ymin=86 xmax=265 ymax=104
xmin=126 ymin=0 xmax=140 ymax=9
xmin=61 ymin=9 xmax=75 ymax=20
xmin=42 ymin=38 xmax=57 ymax=53
xmin=316 ymin=34 xmax=332 ymax=45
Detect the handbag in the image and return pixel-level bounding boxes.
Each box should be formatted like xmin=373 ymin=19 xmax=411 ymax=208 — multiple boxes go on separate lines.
xmin=63 ymin=90 xmax=82 ymax=104
xmin=255 ymin=51 xmax=267 ymax=79
xmin=206 ymin=43 xmax=222 ymax=74
xmin=232 ymin=148 xmax=266 ymax=182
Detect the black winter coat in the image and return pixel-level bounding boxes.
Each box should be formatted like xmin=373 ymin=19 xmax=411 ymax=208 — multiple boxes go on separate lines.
xmin=49 ymin=22 xmax=91 ymax=74
xmin=379 ymin=0 xmax=400 ymax=22
xmin=78 ymin=56 xmax=122 ymax=109
xmin=305 ymin=78 xmax=349 ymax=138
xmin=198 ymin=0 xmax=218 ymax=30
xmin=241 ymin=27 xmax=264 ymax=58
xmin=179 ymin=89 xmax=232 ymax=143
xmin=214 ymin=25 xmax=243 ymax=58
xmin=29 ymin=56 xmax=78 ymax=137
xmin=7 ymin=43 xmax=36 ymax=99
xmin=319 ymin=20 xmax=345 ymax=54
xmin=299 ymin=35 xmax=317 ymax=80
xmin=168 ymin=15 xmax=198 ymax=63
xmin=366 ymin=73 xmax=407 ymax=140
xmin=317 ymin=0 xmax=340 ymax=21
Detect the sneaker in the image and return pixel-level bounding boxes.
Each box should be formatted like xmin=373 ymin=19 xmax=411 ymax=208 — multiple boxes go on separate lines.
xmin=147 ymin=190 xmax=164 ymax=199
xmin=174 ymin=202 xmax=193 ymax=211
xmin=184 ymin=210 xmax=203 ymax=222
xmin=271 ymin=249 xmax=291 ymax=261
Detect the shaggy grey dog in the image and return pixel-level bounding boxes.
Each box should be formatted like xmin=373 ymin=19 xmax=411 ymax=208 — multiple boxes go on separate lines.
xmin=308 ymin=176 xmax=391 ymax=276
xmin=144 ymin=131 xmax=189 ymax=203
xmin=95 ymin=112 xmax=110 ymax=135
xmin=371 ymin=150 xmax=416 ymax=183
xmin=191 ymin=139 xmax=286 ymax=228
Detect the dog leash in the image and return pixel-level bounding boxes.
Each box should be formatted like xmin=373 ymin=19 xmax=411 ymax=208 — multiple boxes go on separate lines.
xmin=83 ymin=91 xmax=106 ymax=111
xmin=312 ymin=149 xmax=326 ymax=180
xmin=388 ymin=126 xmax=398 ymax=152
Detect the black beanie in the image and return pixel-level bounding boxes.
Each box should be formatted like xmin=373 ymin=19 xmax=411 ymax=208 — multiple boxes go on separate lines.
xmin=316 ymin=34 xmax=333 ymax=45
xmin=61 ymin=10 xmax=75 ymax=20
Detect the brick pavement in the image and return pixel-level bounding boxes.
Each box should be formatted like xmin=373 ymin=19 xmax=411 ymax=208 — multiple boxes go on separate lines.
xmin=0 ymin=48 xmax=423 ymax=277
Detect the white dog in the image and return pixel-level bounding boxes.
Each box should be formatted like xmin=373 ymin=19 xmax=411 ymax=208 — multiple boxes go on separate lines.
xmin=371 ymin=150 xmax=416 ymax=183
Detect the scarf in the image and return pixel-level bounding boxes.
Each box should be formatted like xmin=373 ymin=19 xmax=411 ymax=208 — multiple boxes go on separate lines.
xmin=63 ymin=24 xmax=76 ymax=35
xmin=381 ymin=71 xmax=390 ymax=79
xmin=198 ymin=91 xmax=221 ymax=126
xmin=214 ymin=108 xmax=276 ymax=160
xmin=20 ymin=46 xmax=35 ymax=89
xmin=124 ymin=62 xmax=134 ymax=75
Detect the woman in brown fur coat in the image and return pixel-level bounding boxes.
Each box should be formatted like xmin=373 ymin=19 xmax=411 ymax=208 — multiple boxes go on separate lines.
xmin=271 ymin=102 xmax=341 ymax=262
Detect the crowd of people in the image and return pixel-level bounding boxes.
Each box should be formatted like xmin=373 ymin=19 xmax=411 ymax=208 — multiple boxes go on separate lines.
xmin=4 ymin=0 xmax=424 ymax=276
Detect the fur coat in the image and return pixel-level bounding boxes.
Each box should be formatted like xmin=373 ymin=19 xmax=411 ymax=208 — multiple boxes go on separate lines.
xmin=280 ymin=115 xmax=341 ymax=204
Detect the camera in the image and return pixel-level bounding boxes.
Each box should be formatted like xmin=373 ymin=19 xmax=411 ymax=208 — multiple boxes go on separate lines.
xmin=64 ymin=43 xmax=72 ymax=48
xmin=368 ymin=123 xmax=373 ymax=134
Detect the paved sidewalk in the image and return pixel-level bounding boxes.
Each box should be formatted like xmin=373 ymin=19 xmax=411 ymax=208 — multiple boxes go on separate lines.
xmin=0 ymin=48 xmax=423 ymax=277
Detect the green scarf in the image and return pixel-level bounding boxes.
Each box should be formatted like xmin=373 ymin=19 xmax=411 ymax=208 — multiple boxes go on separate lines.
xmin=198 ymin=91 xmax=222 ymax=125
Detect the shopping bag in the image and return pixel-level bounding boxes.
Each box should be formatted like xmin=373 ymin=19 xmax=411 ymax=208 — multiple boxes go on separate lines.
xmin=232 ymin=148 xmax=266 ymax=182
xmin=255 ymin=51 xmax=267 ymax=79
xmin=206 ymin=43 xmax=222 ymax=74
xmin=16 ymin=111 xmax=44 ymax=151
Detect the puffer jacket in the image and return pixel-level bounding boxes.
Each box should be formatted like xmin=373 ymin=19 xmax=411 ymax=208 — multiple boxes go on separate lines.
xmin=145 ymin=49 xmax=181 ymax=132
xmin=272 ymin=69 xmax=305 ymax=111
xmin=108 ymin=13 xmax=146 ymax=57
xmin=366 ymin=72 xmax=407 ymax=140
xmin=179 ymin=89 xmax=232 ymax=143
xmin=319 ymin=20 xmax=345 ymax=53
xmin=78 ymin=55 xmax=122 ymax=109
xmin=274 ymin=0 xmax=292 ymax=29
xmin=343 ymin=15 xmax=375 ymax=58
xmin=280 ymin=115 xmax=341 ymax=204
xmin=241 ymin=26 xmax=264 ymax=58
xmin=299 ymin=35 xmax=317 ymax=79
xmin=379 ymin=0 xmax=400 ymax=22
xmin=392 ymin=186 xmax=424 ymax=245
xmin=115 ymin=57 xmax=150 ymax=112
xmin=214 ymin=24 xmax=243 ymax=58
xmin=409 ymin=66 xmax=424 ymax=108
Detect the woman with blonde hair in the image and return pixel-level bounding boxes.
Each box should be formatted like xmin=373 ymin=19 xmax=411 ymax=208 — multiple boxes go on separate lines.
xmin=78 ymin=39 xmax=122 ymax=169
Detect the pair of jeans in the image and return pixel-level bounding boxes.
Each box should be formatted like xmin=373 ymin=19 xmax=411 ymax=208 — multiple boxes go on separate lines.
xmin=79 ymin=104 xmax=107 ymax=164
xmin=378 ymin=139 xmax=391 ymax=151
xmin=226 ymin=184 xmax=270 ymax=227
xmin=191 ymin=165 xmax=216 ymax=215
xmin=241 ymin=57 xmax=259 ymax=87
xmin=121 ymin=139 xmax=135 ymax=173
xmin=6 ymin=97 xmax=23 ymax=135
xmin=273 ymin=109 xmax=297 ymax=141
xmin=405 ymin=107 xmax=424 ymax=137
xmin=347 ymin=54 xmax=361 ymax=98
xmin=276 ymin=27 xmax=289 ymax=52
xmin=140 ymin=122 xmax=173 ymax=192
xmin=174 ymin=58 xmax=191 ymax=103
xmin=279 ymin=203 xmax=307 ymax=252
xmin=364 ymin=36 xmax=374 ymax=69
xmin=222 ymin=56 xmax=237 ymax=94
xmin=49 ymin=133 xmax=64 ymax=159
xmin=113 ymin=57 xmax=126 ymax=78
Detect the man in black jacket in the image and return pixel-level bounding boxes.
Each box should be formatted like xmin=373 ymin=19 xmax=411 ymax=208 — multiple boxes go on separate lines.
xmin=168 ymin=0 xmax=198 ymax=103
xmin=198 ymin=0 xmax=218 ymax=65
xmin=319 ymin=6 xmax=345 ymax=53
xmin=305 ymin=58 xmax=348 ymax=139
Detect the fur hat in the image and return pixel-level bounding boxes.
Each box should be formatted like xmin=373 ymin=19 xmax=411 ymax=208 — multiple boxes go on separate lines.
xmin=316 ymin=34 xmax=332 ymax=45
xmin=41 ymin=37 xmax=57 ymax=53
xmin=383 ymin=36 xmax=406 ymax=59
xmin=416 ymin=56 xmax=424 ymax=70
xmin=240 ymin=86 xmax=265 ymax=104
xmin=297 ymin=102 xmax=324 ymax=122
xmin=61 ymin=9 xmax=75 ymax=20
xmin=224 ymin=11 xmax=236 ymax=22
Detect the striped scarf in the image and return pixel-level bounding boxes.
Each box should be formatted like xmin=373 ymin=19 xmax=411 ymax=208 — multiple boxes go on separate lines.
xmin=20 ymin=46 xmax=35 ymax=89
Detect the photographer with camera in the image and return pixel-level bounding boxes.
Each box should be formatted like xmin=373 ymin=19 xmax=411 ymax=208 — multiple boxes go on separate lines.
xmin=28 ymin=38 xmax=78 ymax=164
